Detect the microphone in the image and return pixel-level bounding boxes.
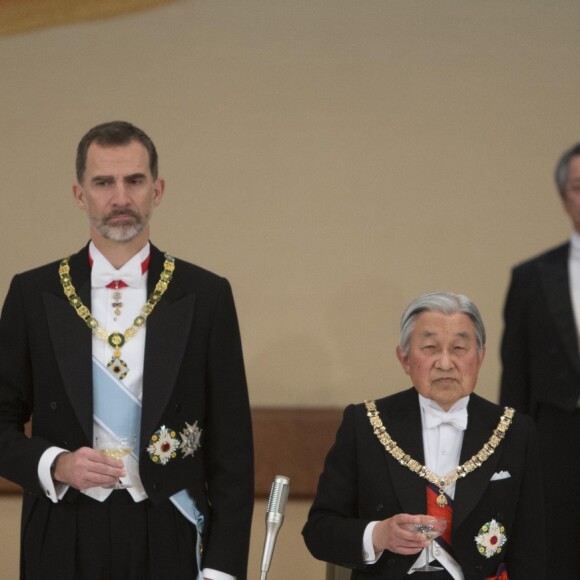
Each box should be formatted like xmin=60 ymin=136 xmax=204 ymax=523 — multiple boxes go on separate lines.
xmin=260 ymin=475 xmax=290 ymax=580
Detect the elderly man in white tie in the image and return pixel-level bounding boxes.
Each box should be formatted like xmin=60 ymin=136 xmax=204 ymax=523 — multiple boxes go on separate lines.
xmin=303 ymin=292 xmax=545 ymax=579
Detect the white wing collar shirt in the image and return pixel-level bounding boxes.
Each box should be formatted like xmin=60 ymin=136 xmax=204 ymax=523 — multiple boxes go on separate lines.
xmin=413 ymin=394 xmax=468 ymax=579
xmin=87 ymin=240 xmax=149 ymax=502
xmin=39 ymin=242 xmax=150 ymax=503
xmin=362 ymin=395 xmax=469 ymax=580
xmin=568 ymin=232 xmax=580 ymax=407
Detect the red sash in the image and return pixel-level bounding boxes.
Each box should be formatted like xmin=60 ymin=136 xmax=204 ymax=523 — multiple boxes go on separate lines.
xmin=426 ymin=486 xmax=508 ymax=579
xmin=426 ymin=485 xmax=453 ymax=546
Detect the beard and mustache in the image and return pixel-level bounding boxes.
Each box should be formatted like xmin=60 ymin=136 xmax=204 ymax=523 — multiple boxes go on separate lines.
xmin=91 ymin=208 xmax=149 ymax=243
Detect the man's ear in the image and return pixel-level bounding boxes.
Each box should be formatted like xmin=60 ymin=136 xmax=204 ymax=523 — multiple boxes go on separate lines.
xmin=152 ymin=178 xmax=165 ymax=206
xmin=477 ymin=344 xmax=486 ymax=369
xmin=396 ymin=345 xmax=411 ymax=376
xmin=72 ymin=184 xmax=86 ymax=209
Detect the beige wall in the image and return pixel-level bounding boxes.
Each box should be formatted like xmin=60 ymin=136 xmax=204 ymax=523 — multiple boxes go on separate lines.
xmin=2 ymin=0 xmax=580 ymax=575
xmin=2 ymin=0 xmax=580 ymax=406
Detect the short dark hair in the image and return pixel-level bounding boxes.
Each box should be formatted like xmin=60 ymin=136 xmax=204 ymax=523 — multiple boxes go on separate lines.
xmin=554 ymin=142 xmax=580 ymax=198
xmin=76 ymin=121 xmax=159 ymax=182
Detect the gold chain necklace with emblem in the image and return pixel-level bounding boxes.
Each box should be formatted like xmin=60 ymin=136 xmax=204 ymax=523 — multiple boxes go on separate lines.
xmin=364 ymin=400 xmax=515 ymax=507
xmin=58 ymin=253 xmax=175 ymax=380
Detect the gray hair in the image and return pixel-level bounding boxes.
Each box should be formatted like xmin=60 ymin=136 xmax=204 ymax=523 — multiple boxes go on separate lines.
xmin=555 ymin=143 xmax=580 ymax=199
xmin=399 ymin=292 xmax=486 ymax=356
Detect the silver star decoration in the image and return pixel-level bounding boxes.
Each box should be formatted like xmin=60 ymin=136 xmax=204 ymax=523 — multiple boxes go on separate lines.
xmin=179 ymin=421 xmax=202 ymax=458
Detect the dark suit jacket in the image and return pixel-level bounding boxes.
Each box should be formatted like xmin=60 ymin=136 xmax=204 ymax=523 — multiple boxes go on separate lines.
xmin=302 ymin=389 xmax=545 ymax=579
xmin=499 ymin=242 xmax=580 ymax=415
xmin=0 ymin=243 xmax=254 ymax=578
xmin=499 ymin=242 xmax=580 ymax=578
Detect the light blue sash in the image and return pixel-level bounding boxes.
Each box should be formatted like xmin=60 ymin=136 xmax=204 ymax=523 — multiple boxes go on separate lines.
xmin=170 ymin=489 xmax=205 ymax=574
xmin=93 ymin=357 xmax=141 ymax=456
xmin=93 ymin=357 xmax=204 ymax=577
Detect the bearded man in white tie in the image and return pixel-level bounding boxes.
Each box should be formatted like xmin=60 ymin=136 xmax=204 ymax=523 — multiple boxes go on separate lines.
xmin=0 ymin=121 xmax=253 ymax=580
xmin=303 ymin=292 xmax=545 ymax=579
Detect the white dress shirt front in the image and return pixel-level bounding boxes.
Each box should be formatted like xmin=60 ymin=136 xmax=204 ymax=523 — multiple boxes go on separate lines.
xmin=568 ymin=232 xmax=580 ymax=408
xmin=363 ymin=395 xmax=468 ymax=580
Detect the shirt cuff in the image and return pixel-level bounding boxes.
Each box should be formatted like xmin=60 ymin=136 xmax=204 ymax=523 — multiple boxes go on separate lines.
xmin=201 ymin=569 xmax=236 ymax=580
xmin=363 ymin=521 xmax=383 ymax=563
xmin=38 ymin=447 xmax=70 ymax=503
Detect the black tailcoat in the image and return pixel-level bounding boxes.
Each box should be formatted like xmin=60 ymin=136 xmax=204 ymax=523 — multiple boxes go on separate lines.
xmin=500 ymin=241 xmax=580 ymax=577
xmin=0 ymin=244 xmax=254 ymax=579
xmin=500 ymin=242 xmax=580 ymax=414
xmin=303 ymin=389 xmax=545 ymax=579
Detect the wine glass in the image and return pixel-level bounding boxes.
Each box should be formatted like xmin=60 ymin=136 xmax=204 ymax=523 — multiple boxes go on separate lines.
xmin=407 ymin=517 xmax=447 ymax=572
xmin=95 ymin=433 xmax=136 ymax=489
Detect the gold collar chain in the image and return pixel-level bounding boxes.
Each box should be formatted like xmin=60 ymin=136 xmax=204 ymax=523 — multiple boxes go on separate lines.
xmin=58 ymin=253 xmax=175 ymax=379
xmin=364 ymin=400 xmax=515 ymax=507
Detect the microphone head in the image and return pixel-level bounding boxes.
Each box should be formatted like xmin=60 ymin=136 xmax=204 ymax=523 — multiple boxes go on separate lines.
xmin=266 ymin=475 xmax=290 ymax=519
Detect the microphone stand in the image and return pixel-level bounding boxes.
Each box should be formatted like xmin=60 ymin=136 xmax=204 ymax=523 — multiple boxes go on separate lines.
xmin=259 ymin=475 xmax=290 ymax=580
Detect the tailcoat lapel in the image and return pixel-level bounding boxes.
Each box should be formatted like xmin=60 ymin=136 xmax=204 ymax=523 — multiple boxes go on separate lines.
xmin=44 ymin=247 xmax=93 ymax=443
xmin=453 ymin=395 xmax=502 ymax=531
xmin=538 ymin=243 xmax=580 ymax=374
xmin=378 ymin=390 xmax=426 ymax=516
xmin=140 ymin=245 xmax=197 ymax=445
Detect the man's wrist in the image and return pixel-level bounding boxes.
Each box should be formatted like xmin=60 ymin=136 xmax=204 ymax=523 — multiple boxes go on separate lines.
xmin=49 ymin=452 xmax=66 ymax=482
xmin=38 ymin=447 xmax=69 ymax=502
xmin=50 ymin=457 xmax=57 ymax=480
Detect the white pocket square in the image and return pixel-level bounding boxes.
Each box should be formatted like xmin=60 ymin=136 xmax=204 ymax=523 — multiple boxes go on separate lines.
xmin=490 ymin=470 xmax=511 ymax=481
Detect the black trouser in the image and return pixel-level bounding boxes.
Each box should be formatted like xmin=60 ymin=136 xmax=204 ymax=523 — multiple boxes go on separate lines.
xmin=536 ymin=404 xmax=580 ymax=580
xmin=22 ymin=490 xmax=198 ymax=580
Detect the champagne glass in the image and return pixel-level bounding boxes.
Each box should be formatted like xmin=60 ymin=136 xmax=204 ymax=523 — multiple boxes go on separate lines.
xmin=95 ymin=433 xmax=136 ymax=489
xmin=407 ymin=517 xmax=447 ymax=572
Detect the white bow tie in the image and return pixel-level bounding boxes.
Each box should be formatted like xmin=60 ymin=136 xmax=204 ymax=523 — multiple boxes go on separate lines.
xmin=423 ymin=406 xmax=468 ymax=431
xmin=92 ymin=261 xmax=144 ymax=289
